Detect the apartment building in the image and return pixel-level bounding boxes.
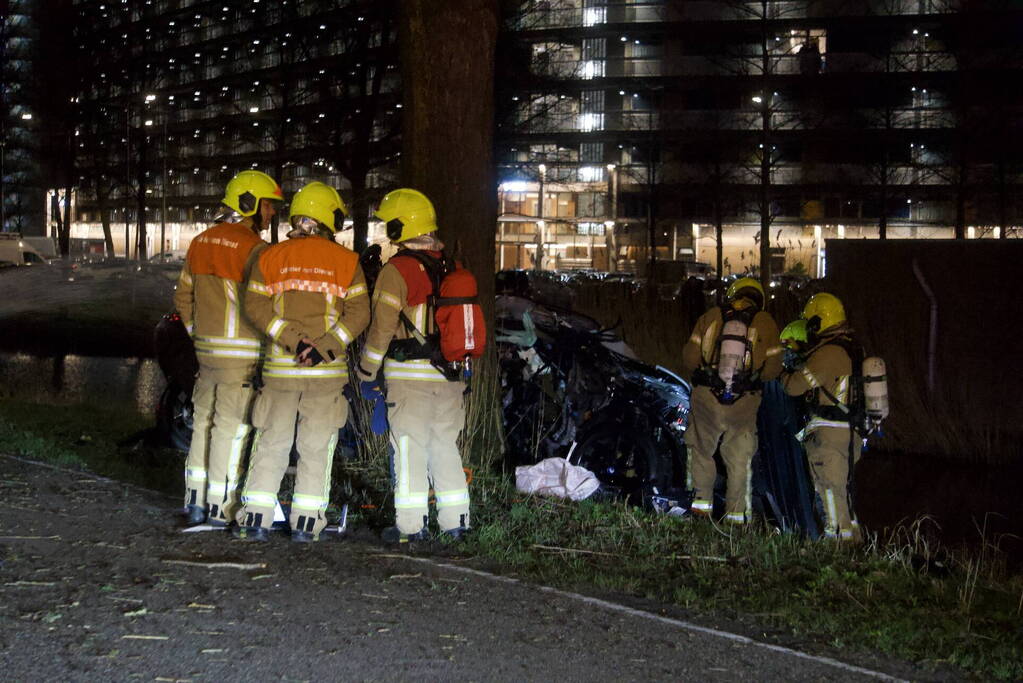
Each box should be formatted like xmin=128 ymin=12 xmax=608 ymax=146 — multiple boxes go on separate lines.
xmin=0 ymin=0 xmax=45 ymax=236
xmin=69 ymin=0 xmax=399 ymax=257
xmin=496 ymin=0 xmax=1023 ymax=276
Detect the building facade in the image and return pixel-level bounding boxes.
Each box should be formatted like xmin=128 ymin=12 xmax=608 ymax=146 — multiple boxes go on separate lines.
xmin=69 ymin=0 xmax=400 ymax=258
xmin=1 ymin=0 xmax=46 ymax=237
xmin=496 ymin=0 xmax=1023 ymax=277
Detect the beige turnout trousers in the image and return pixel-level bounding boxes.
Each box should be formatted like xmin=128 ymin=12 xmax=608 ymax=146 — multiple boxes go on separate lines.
xmin=183 ymin=373 xmax=256 ymax=523
xmin=685 ymin=385 xmax=762 ymax=523
xmin=804 ymin=426 xmax=863 ymax=542
xmin=387 ymin=380 xmax=470 ymax=534
xmin=238 ymin=388 xmax=347 ymax=535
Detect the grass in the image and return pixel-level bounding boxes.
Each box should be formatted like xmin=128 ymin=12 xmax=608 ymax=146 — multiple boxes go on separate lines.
xmin=0 ymin=398 xmax=182 ymax=494
xmin=458 ymin=489 xmax=1023 ymax=680
xmin=2 ymin=388 xmax=1020 ymax=678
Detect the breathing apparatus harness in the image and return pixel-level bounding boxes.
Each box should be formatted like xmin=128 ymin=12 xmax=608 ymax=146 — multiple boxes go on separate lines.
xmin=691 ymin=304 xmax=761 ymax=405
xmin=804 ymin=334 xmax=869 ymax=435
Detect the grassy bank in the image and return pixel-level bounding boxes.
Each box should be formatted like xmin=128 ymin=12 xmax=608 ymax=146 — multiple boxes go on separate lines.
xmin=2 ymin=396 xmax=1021 ymax=678
xmin=461 ymin=491 xmax=1023 ymax=680
xmin=0 ymin=399 xmax=181 ymax=494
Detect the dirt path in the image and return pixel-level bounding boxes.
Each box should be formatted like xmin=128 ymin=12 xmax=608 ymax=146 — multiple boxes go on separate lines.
xmin=0 ymin=455 xmax=934 ymax=682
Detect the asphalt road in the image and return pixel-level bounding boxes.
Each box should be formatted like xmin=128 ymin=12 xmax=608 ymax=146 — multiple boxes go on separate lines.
xmin=0 ymin=455 xmax=937 ymax=682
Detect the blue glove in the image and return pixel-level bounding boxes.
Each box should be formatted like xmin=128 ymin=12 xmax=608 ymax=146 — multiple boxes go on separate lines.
xmin=360 ymin=379 xmax=389 ymax=434
xmin=371 ymin=396 xmax=390 ymax=435
xmin=360 ymin=379 xmax=382 ymax=400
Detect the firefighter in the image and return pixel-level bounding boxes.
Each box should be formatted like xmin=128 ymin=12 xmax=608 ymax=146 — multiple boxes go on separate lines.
xmin=681 ymin=277 xmax=783 ymax=524
xmin=174 ymin=170 xmax=282 ymax=527
xmin=783 ymin=293 xmax=863 ymax=542
xmin=234 ymin=182 xmax=370 ymax=542
xmin=356 ymin=188 xmax=471 ymax=543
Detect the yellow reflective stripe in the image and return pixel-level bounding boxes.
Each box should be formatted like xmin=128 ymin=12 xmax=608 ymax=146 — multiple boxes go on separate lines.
xmin=194 ymin=335 xmax=261 ymax=348
xmin=836 ymin=376 xmax=849 ymax=403
xmin=347 ymin=283 xmax=367 ymax=298
xmin=226 ymin=424 xmax=249 ymax=494
xmin=435 ymin=489 xmax=469 ymax=507
xmin=801 ymin=366 xmax=821 ymax=388
xmin=364 ymin=346 xmax=385 ymax=363
xmin=384 ymin=367 xmax=448 ymax=382
xmin=330 ymin=321 xmax=354 ymax=346
xmin=266 ymin=316 xmax=287 ymax=341
xmin=824 ymin=489 xmax=838 ymax=535
xmin=185 ymin=467 xmax=207 ymax=481
xmin=242 ymin=490 xmax=278 ymax=508
xmin=194 ymin=346 xmax=262 ymax=359
xmin=247 ymin=281 xmax=270 ymax=296
xmin=724 ymin=512 xmax=746 ymax=524
xmin=690 ymin=500 xmax=713 ymax=512
xmin=185 ymin=322 xmax=194 ymax=335
xmin=376 ymin=291 xmax=401 ymax=310
xmin=224 ymin=280 xmax=239 ymax=337
xmin=292 ymin=493 xmax=327 ymax=510
xmin=264 ymin=367 xmax=348 ymax=378
xmin=766 ymin=345 xmax=784 ymax=357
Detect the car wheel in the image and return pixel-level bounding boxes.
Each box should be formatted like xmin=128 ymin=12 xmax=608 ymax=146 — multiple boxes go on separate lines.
xmin=158 ymin=382 xmax=194 ymax=452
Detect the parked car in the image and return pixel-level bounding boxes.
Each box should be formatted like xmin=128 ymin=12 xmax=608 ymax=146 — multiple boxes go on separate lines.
xmin=0 ymin=233 xmax=48 ymax=266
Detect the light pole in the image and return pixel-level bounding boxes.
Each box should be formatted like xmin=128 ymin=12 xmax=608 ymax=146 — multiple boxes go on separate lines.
xmin=145 ymin=93 xmax=169 ymax=262
xmin=606 ymin=163 xmax=616 ymax=272
xmin=535 ymin=163 xmax=546 ymax=271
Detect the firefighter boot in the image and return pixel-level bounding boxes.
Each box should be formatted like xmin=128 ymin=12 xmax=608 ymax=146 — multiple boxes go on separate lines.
xmin=382 ymin=516 xmax=429 ymax=544
xmin=440 ymin=514 xmax=470 ymax=541
xmin=184 ymin=504 xmax=206 ymax=526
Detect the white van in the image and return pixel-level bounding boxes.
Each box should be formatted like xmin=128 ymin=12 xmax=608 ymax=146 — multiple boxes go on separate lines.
xmin=0 ymin=233 xmax=48 ymax=267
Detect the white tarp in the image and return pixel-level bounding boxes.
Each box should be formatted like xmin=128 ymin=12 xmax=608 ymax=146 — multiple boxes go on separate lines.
xmin=515 ymin=457 xmax=600 ymax=501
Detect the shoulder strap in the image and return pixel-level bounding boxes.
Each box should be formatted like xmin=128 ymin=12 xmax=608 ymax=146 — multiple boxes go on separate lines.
xmin=813 ymin=335 xmax=864 ymax=417
xmin=393 ymin=249 xmax=447 ymax=343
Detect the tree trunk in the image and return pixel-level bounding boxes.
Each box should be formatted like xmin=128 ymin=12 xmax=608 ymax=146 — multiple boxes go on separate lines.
xmin=399 ymin=0 xmax=498 ymax=321
xmin=757 ymin=0 xmax=772 ymax=287
xmin=99 ymin=198 xmax=115 ymax=256
xmin=60 ymin=187 xmax=72 ymax=257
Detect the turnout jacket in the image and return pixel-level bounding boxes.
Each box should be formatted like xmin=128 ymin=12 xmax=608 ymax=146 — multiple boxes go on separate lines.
xmin=681 ymin=306 xmax=783 ymax=384
xmin=783 ymin=328 xmax=855 ymax=435
xmin=245 ymin=235 xmax=370 ymax=391
xmin=173 ymin=221 xmax=266 ymax=383
xmin=357 ymin=249 xmax=449 ymax=383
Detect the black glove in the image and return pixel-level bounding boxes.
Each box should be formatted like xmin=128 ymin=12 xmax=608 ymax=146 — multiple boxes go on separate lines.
xmin=296 ymin=340 xmax=326 ymax=367
xmin=782 ymin=349 xmax=804 ymax=372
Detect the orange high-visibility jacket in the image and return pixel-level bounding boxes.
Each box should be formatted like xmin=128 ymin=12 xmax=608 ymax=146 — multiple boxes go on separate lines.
xmin=245 ymin=235 xmax=369 ymax=391
xmin=173 ymin=222 xmax=266 ymax=383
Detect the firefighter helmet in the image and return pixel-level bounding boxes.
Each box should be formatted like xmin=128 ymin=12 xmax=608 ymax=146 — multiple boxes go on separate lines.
xmin=725 ymin=277 xmax=765 ymax=309
xmin=221 ymin=170 xmax=283 ymax=217
xmin=375 ymin=188 xmax=438 ymax=243
xmin=289 ymin=182 xmax=348 ymax=235
xmin=802 ymin=292 xmax=846 ymax=334
xmin=779 ymin=319 xmax=808 ymax=350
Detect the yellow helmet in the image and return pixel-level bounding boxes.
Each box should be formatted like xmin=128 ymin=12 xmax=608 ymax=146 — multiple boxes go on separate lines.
xmin=802 ymin=292 xmax=846 ymax=333
xmin=289 ymin=182 xmax=348 ymax=235
xmin=221 ymin=170 xmax=283 ymax=217
xmin=375 ymin=188 xmax=437 ymax=242
xmin=779 ymin=319 xmax=808 ymax=350
xmin=726 ymin=277 xmax=765 ymax=309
